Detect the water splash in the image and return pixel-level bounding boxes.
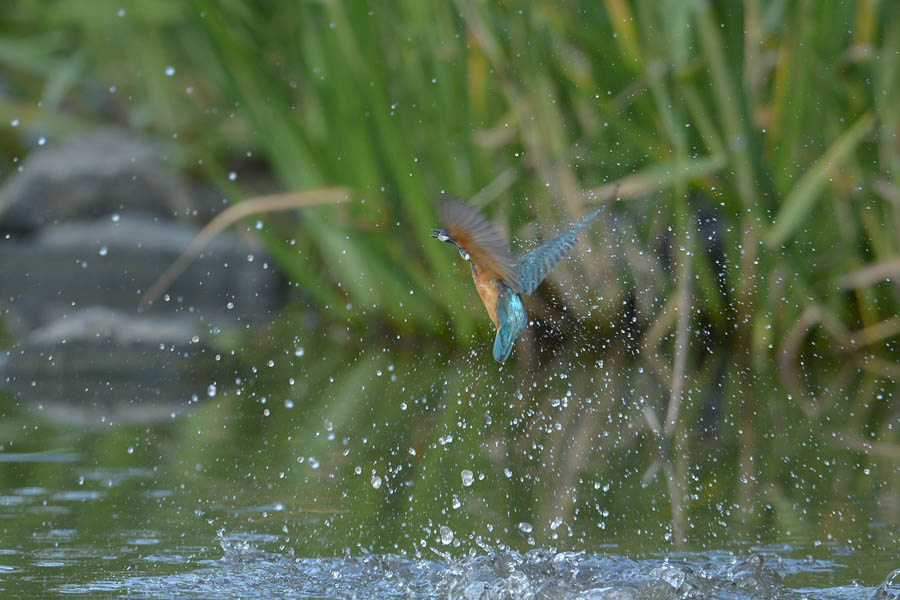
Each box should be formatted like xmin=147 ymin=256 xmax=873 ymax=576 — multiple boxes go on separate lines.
xmin=57 ymin=539 xmax=871 ymax=599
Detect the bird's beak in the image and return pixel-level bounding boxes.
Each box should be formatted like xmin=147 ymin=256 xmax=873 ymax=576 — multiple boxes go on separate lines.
xmin=431 ymin=228 xmax=451 ymax=242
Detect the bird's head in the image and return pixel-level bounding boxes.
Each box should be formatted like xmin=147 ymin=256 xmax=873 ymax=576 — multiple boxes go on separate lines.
xmin=431 ymin=228 xmax=451 ymax=243
xmin=431 ymin=229 xmax=471 ymax=262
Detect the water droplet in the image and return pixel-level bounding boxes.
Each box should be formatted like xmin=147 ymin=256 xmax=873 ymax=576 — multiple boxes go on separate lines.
xmin=98 ymin=246 xmax=108 ymax=257
xmin=207 ymin=384 xmax=217 ymax=398
xmin=308 ymin=457 xmax=319 ymax=470
xmin=461 ymin=469 xmax=474 ymax=487
xmin=518 ymin=521 xmax=533 ymax=534
xmin=164 ymin=66 xmax=175 ymax=77
xmin=228 ymin=171 xmax=237 ymax=181
xmin=371 ymin=474 xmax=382 ymax=489
xmin=439 ymin=525 xmax=453 ymax=545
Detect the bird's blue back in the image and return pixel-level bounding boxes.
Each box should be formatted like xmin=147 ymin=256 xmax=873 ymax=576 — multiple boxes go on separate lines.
xmin=493 ymin=286 xmax=526 ymax=362
xmin=517 ymin=205 xmax=605 ymax=295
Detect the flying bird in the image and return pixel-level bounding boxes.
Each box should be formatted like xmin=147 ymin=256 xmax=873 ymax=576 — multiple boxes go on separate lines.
xmin=432 ymin=197 xmax=606 ymax=362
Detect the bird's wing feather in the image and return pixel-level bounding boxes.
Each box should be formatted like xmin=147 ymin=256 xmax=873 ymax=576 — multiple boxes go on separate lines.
xmin=518 ymin=205 xmax=605 ymax=295
xmin=518 ymin=231 xmax=579 ymax=295
xmin=438 ymin=197 xmax=522 ymax=293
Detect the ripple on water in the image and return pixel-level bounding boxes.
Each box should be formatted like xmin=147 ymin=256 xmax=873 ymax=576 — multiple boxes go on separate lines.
xmin=51 ymin=490 xmax=105 ymax=502
xmin=0 ymin=495 xmax=30 ymax=507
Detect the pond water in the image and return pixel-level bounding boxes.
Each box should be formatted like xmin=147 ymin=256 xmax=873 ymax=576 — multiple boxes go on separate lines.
xmin=1 ymin=313 xmax=899 ymax=599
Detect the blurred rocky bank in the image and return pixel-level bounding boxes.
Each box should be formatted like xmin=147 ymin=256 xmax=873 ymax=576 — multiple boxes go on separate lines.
xmin=0 ymin=129 xmax=283 ymax=424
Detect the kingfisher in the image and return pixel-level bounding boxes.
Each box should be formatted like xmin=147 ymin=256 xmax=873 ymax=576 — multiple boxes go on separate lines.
xmin=432 ymin=196 xmax=606 ymax=363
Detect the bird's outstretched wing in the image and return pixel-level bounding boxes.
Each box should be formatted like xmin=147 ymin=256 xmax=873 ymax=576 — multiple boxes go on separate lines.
xmin=437 ymin=197 xmax=522 ymax=293
xmin=518 ymin=205 xmax=605 ymax=295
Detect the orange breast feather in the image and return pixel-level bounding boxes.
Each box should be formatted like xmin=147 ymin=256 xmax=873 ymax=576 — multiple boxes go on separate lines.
xmin=472 ymin=268 xmax=501 ymax=327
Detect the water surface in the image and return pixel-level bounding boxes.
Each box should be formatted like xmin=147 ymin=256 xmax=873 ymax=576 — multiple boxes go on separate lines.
xmin=1 ymin=317 xmax=898 ymax=598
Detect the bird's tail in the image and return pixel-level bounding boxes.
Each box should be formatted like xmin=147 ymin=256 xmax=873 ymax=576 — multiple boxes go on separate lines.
xmin=493 ymin=288 xmax=527 ymax=362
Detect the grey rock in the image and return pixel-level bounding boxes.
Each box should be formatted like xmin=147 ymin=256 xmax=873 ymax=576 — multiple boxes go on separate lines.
xmin=25 ymin=306 xmax=200 ymax=346
xmin=0 ymin=128 xmax=291 ymax=422
xmin=0 ymin=128 xmax=193 ymax=233
xmin=0 ymin=307 xmax=221 ymax=425
xmin=0 ymin=214 xmax=283 ymax=331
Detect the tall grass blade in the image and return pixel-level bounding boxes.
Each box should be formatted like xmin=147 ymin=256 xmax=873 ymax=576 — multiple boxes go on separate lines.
xmin=766 ymin=112 xmax=875 ymax=247
xmin=140 ymin=188 xmax=351 ymax=307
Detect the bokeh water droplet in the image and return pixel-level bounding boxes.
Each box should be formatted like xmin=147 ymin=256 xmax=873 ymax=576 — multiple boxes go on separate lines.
xmin=460 ymin=469 xmax=474 ymax=487
xmin=439 ymin=526 xmax=453 ymax=545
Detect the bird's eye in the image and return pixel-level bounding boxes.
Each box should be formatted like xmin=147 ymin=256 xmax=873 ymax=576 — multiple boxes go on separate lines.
xmin=458 ymin=248 xmax=470 ymax=261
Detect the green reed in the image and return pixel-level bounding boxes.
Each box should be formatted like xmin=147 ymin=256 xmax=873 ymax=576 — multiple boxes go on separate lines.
xmin=2 ymin=1 xmax=899 ymax=437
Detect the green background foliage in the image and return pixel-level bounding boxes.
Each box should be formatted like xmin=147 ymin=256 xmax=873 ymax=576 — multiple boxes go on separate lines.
xmin=4 ymin=1 xmax=899 ymax=360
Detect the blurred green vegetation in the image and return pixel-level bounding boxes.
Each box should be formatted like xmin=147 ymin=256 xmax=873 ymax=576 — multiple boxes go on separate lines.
xmin=2 ymin=0 xmax=896 ymax=357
